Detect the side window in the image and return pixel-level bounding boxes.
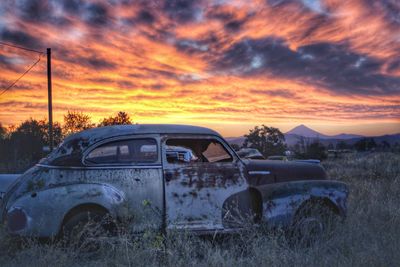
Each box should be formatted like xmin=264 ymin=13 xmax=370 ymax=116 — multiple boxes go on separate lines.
xmin=85 ymin=138 xmax=157 ymax=165
xmin=166 ymin=138 xmax=232 ymax=164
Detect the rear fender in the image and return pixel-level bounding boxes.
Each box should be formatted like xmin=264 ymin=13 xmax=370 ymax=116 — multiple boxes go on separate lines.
xmin=255 ymin=180 xmax=349 ymax=228
xmin=5 ymin=183 xmax=126 ymax=237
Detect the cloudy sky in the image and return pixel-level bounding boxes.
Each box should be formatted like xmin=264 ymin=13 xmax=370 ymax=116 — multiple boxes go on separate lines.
xmin=0 ymin=0 xmax=399 ymax=136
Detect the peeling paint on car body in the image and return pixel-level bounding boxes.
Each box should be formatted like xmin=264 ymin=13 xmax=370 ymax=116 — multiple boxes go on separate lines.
xmin=161 ymin=134 xmax=249 ymax=232
xmin=0 ymin=124 xmax=349 ymax=238
xmin=256 ymin=180 xmax=348 ymax=228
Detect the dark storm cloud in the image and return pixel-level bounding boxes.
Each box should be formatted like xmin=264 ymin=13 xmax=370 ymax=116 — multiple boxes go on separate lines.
xmin=7 ymin=0 xmax=71 ymax=26
xmin=387 ymin=60 xmax=400 ymax=73
xmin=206 ymin=8 xmax=235 ymax=21
xmin=122 ymin=8 xmax=156 ymax=26
xmin=137 ymin=9 xmax=155 ymax=24
xmin=58 ymin=51 xmax=116 ymax=70
xmin=62 ymin=0 xmax=84 ymax=14
xmin=224 ymin=20 xmax=244 ymax=32
xmin=85 ymin=2 xmax=110 ymax=26
xmin=84 ymin=57 xmax=116 ymax=70
xmin=215 ymin=37 xmax=296 ymax=72
xmin=214 ymin=37 xmax=400 ymax=96
xmin=206 ymin=8 xmax=252 ymax=32
xmin=1 ymin=29 xmax=43 ymax=50
xmin=367 ymin=0 xmax=400 ymax=25
xmin=163 ymin=0 xmax=201 ymax=23
xmin=15 ymin=0 xmax=51 ymax=22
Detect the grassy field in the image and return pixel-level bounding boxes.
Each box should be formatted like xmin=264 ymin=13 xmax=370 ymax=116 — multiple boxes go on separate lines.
xmin=0 ymin=152 xmax=399 ymax=266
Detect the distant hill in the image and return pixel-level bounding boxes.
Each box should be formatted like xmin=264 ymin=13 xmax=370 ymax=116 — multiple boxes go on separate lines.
xmin=286 ymin=124 xmax=329 ymax=138
xmin=226 ymin=125 xmax=400 ymax=147
xmin=286 ymin=124 xmax=363 ymax=140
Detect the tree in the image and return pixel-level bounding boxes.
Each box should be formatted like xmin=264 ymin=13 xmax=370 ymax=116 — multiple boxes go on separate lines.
xmin=380 ymin=141 xmax=391 ymax=151
xmin=63 ymin=111 xmax=95 ymax=135
xmin=98 ymin=111 xmax=132 ymax=127
xmin=306 ymin=141 xmax=327 ymax=160
xmin=393 ymin=142 xmax=400 ymax=153
xmin=37 ymin=119 xmax=63 ymax=147
xmin=354 ymin=138 xmax=377 ymax=152
xmin=0 ymin=119 xmax=63 ymax=173
xmin=336 ymin=141 xmax=349 ymax=150
xmin=327 ymin=143 xmax=334 ymax=150
xmin=243 ymin=125 xmax=286 ymax=157
xmin=8 ymin=119 xmax=47 ymax=170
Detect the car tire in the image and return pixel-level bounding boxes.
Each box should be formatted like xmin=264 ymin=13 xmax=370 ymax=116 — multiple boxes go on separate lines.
xmin=61 ymin=210 xmax=115 ymax=251
xmin=289 ymin=200 xmax=339 ymax=246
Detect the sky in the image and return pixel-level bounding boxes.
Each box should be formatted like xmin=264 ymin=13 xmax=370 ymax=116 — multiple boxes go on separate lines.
xmin=0 ymin=0 xmax=399 ymax=137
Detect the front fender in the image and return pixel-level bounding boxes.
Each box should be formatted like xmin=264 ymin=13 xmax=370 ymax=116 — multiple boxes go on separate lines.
xmin=255 ymin=180 xmax=349 ymax=228
xmin=5 ymin=183 xmax=126 ymax=237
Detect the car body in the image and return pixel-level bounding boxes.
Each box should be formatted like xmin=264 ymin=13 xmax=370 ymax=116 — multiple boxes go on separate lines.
xmin=0 ymin=124 xmax=348 ymax=237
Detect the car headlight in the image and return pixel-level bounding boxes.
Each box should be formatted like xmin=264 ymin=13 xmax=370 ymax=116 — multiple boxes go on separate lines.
xmin=7 ymin=207 xmax=28 ymax=232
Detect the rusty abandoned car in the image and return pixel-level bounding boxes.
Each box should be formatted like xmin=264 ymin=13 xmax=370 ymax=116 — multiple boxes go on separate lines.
xmin=0 ymin=124 xmax=349 ymax=242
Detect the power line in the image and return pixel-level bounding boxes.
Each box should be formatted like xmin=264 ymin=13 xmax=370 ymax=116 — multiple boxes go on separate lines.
xmin=0 ymin=54 xmax=43 ymax=97
xmin=0 ymin=41 xmax=43 ymax=54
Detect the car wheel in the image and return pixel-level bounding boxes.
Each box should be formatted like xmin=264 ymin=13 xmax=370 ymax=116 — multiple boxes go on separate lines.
xmin=290 ymin=201 xmax=339 ymax=246
xmin=61 ymin=210 xmax=115 ymax=251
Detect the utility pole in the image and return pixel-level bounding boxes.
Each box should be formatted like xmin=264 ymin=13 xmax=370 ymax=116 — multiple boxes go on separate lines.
xmin=47 ymin=48 xmax=53 ymax=151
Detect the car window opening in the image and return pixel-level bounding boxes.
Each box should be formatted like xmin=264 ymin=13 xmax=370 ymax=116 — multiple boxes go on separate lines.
xmin=166 ymin=138 xmax=232 ymax=164
xmin=85 ymin=138 xmax=157 ymax=165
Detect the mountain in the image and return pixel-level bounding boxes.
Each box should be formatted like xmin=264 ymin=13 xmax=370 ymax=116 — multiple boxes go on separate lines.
xmin=286 ymin=124 xmax=329 ymax=138
xmin=285 ymin=124 xmax=363 ymax=140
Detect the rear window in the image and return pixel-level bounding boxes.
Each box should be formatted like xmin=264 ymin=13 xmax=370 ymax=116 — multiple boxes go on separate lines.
xmin=85 ymin=138 xmax=157 ymax=165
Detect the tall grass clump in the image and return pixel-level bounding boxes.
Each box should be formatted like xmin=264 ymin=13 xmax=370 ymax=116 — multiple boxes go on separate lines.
xmin=1 ymin=152 xmax=399 ymax=266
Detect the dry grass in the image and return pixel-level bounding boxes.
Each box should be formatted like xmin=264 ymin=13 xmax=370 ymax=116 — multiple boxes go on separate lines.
xmin=1 ymin=152 xmax=399 ymax=267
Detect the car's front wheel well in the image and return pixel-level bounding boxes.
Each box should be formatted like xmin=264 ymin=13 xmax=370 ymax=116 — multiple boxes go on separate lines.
xmin=59 ymin=203 xmax=110 ymax=234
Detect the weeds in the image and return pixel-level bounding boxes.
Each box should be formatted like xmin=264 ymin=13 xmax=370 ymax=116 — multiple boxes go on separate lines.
xmin=1 ymin=152 xmax=399 ymax=266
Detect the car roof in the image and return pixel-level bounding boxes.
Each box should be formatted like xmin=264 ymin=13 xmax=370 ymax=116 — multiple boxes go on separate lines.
xmin=63 ymin=124 xmax=221 ymax=143
xmin=42 ymin=124 xmax=222 ymax=167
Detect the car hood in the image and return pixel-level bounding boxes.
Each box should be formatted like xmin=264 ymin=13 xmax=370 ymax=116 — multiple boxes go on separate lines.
xmin=242 ymin=159 xmax=327 ymax=186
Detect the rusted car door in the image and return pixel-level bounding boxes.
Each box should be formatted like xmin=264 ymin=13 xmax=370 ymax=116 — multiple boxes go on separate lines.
xmin=83 ymin=135 xmax=164 ymax=232
xmin=161 ymin=135 xmax=248 ymax=232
